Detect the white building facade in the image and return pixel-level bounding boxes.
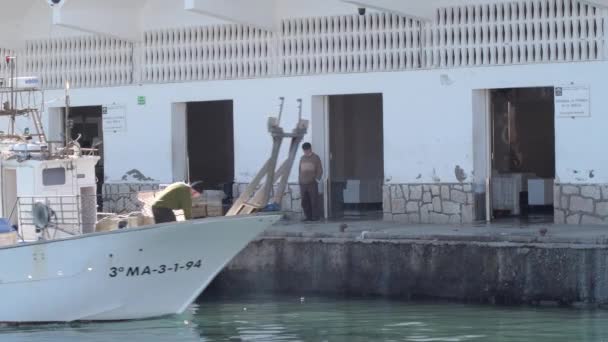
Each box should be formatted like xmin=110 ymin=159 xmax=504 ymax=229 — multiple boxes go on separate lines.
xmin=1 ymin=0 xmax=608 ymax=224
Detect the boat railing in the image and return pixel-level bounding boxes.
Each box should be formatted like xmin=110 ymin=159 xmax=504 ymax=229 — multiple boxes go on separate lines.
xmin=16 ymin=195 xmax=97 ymax=241
xmin=14 ymin=192 xmax=155 ymax=241
xmin=8 ymin=190 xmax=227 ymax=241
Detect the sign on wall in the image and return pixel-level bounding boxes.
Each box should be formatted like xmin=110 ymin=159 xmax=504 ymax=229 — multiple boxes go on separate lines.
xmin=102 ymin=104 xmax=127 ymax=133
xmin=554 ymin=85 xmax=590 ymax=118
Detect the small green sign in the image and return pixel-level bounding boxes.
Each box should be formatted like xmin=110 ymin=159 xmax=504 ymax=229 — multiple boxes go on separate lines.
xmin=137 ymin=96 xmax=146 ymax=105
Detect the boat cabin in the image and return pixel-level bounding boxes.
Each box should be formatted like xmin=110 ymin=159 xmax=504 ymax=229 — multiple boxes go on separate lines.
xmin=1 ymin=153 xmax=99 ymax=241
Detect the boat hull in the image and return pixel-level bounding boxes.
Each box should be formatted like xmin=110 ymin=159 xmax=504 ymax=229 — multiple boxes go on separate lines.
xmin=0 ymin=214 xmax=279 ymax=322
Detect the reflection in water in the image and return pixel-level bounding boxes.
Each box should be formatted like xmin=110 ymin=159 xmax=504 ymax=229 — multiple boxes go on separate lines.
xmin=1 ymin=295 xmax=608 ymax=341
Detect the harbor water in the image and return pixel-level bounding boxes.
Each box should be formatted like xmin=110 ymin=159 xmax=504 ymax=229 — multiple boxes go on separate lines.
xmin=2 ymin=295 xmax=608 ymax=341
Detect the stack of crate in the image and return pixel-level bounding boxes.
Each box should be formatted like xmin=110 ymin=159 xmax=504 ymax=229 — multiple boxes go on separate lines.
xmin=0 ymin=231 xmax=17 ymax=246
xmin=137 ymin=188 xmax=225 ymax=220
xmin=192 ymin=190 xmax=225 ymax=218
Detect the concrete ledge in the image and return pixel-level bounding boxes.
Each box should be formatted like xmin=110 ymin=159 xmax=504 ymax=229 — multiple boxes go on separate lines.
xmin=261 ymin=220 xmax=608 ymax=245
xmin=208 ymin=221 xmax=608 ymax=306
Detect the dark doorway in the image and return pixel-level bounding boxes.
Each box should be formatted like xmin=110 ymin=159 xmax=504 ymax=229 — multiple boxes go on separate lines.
xmin=186 ymin=101 xmax=235 ymax=200
xmin=68 ymin=106 xmax=104 ymax=208
xmin=490 ymin=87 xmax=555 ymax=222
xmin=327 ymin=94 xmax=384 ymax=220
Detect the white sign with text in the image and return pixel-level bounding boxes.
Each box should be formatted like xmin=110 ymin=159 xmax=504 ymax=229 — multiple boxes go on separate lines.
xmin=102 ymin=104 xmax=127 ymax=133
xmin=554 ymin=85 xmax=590 ymax=118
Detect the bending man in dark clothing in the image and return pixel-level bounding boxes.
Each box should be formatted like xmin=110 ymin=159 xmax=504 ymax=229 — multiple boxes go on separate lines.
xmin=151 ymin=181 xmax=204 ymax=223
xmin=299 ymin=142 xmax=323 ymax=221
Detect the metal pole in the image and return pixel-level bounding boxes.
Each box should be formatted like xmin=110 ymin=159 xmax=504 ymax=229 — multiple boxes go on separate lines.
xmin=323 ymin=96 xmax=330 ymax=219
xmin=64 ymin=81 xmax=70 ymax=147
xmin=8 ymin=57 xmax=15 ymax=135
xmin=486 ymin=90 xmax=492 ymax=223
xmin=186 ymin=155 xmax=191 ymax=183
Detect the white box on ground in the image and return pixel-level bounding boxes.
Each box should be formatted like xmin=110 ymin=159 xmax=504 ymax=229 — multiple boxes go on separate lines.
xmin=492 ymin=173 xmax=537 ymax=214
xmin=343 ymin=180 xmax=360 ymax=204
xmin=343 ymin=179 xmax=383 ymax=204
xmin=492 ymin=174 xmax=522 ymax=215
xmin=528 ymin=179 xmax=554 ymax=206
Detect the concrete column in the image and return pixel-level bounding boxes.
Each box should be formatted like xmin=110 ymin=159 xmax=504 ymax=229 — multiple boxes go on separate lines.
xmin=604 ymin=8 xmax=608 ymax=60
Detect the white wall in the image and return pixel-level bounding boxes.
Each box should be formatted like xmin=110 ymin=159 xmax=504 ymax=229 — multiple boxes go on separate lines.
xmin=276 ymin=0 xmax=366 ymax=19
xmin=0 ymin=0 xmax=377 ymax=49
xmin=16 ymin=1 xmax=85 ymax=43
xmin=141 ymin=0 xmax=227 ymax=31
xmin=34 ymin=60 xmax=608 ymax=185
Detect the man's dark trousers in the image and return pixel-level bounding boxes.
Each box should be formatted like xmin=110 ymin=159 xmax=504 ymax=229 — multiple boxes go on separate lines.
xmin=300 ymin=183 xmax=320 ymax=221
xmin=152 ymin=207 xmax=177 ymax=223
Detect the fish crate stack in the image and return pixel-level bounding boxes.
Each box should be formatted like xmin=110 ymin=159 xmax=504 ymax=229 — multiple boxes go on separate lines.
xmin=192 ymin=190 xmax=225 ymax=218
xmin=137 ymin=189 xmax=226 ymax=220
xmin=0 ymin=231 xmax=17 ymax=246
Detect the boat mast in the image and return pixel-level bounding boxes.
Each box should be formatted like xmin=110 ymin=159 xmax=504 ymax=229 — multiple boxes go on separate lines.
xmin=6 ymin=56 xmax=16 ymax=135
xmin=0 ymin=57 xmax=48 ymax=145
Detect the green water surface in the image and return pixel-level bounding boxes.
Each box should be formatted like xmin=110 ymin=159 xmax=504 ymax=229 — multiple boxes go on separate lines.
xmin=2 ymin=295 xmax=607 ymax=341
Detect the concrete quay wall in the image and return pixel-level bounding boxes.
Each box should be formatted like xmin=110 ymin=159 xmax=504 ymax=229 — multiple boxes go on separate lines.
xmin=208 ymin=236 xmax=608 ymax=306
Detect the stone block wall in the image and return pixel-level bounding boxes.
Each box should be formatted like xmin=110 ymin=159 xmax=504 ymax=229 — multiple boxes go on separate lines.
xmin=100 ymin=182 xmax=608 ymax=225
xmin=233 ymin=183 xmax=304 ymax=219
xmin=383 ymin=183 xmax=476 ymax=224
xmin=233 ymin=182 xmax=477 ymax=223
xmin=102 ymin=183 xmax=160 ymax=213
xmin=554 ymin=184 xmax=608 ymax=225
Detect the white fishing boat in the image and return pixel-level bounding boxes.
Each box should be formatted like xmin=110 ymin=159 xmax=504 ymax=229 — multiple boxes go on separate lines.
xmin=0 ymin=58 xmax=281 ymax=322
xmin=0 ymin=215 xmax=278 ymax=322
